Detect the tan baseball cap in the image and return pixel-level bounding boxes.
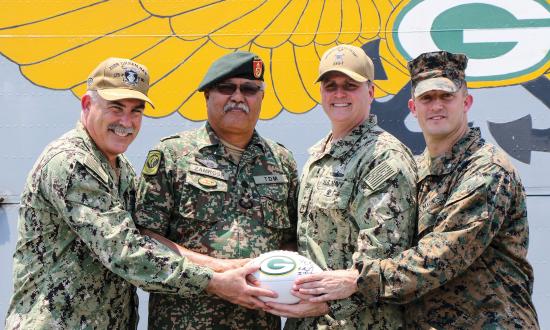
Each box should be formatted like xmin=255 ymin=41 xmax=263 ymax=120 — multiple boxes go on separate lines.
xmin=87 ymin=57 xmax=154 ymax=107
xmin=316 ymin=45 xmax=374 ymax=83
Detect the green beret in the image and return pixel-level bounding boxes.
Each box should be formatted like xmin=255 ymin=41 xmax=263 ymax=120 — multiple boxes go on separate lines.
xmin=197 ymin=51 xmax=265 ymax=91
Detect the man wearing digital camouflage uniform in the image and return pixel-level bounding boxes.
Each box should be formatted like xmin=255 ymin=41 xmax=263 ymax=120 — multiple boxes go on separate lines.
xmin=267 ymin=44 xmax=417 ymax=329
xmin=284 ymin=51 xmax=539 ymax=329
xmin=135 ymin=51 xmax=299 ymax=329
xmin=5 ymin=57 xmax=272 ymax=329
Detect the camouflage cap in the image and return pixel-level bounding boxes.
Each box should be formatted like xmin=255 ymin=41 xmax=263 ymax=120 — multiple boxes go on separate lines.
xmin=87 ymin=57 xmax=154 ymax=107
xmin=407 ymin=51 xmax=468 ymax=97
xmin=316 ymin=44 xmax=374 ymax=83
xmin=198 ymin=51 xmax=264 ymax=91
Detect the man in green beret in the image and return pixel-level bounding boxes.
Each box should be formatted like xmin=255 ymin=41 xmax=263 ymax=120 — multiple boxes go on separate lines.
xmin=5 ymin=57 xmax=275 ymax=329
xmin=135 ymin=51 xmax=299 ymax=329
xmin=280 ymin=50 xmax=539 ymax=329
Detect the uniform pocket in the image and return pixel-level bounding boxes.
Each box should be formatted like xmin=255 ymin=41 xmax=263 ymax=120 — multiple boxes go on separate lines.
xmin=256 ymin=182 xmax=290 ymax=229
xmin=313 ymin=177 xmax=353 ymax=210
xmin=178 ymin=172 xmax=228 ymax=223
xmin=441 ymin=175 xmax=488 ymax=230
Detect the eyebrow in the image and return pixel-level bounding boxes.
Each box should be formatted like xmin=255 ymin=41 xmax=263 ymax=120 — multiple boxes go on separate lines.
xmin=323 ymin=79 xmax=358 ymax=85
xmin=108 ymin=100 xmax=145 ymax=109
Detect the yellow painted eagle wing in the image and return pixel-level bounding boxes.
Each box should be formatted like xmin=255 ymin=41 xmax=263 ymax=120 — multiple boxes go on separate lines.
xmin=0 ymin=0 xmax=402 ymax=120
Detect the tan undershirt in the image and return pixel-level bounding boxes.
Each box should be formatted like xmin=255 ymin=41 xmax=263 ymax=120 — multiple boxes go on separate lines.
xmin=219 ymin=138 xmax=245 ymax=163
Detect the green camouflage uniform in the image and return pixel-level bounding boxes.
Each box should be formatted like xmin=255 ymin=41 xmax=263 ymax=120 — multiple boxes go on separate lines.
xmin=135 ymin=123 xmax=299 ymax=329
xmin=356 ymin=128 xmax=539 ymax=329
xmin=285 ymin=115 xmax=417 ymax=329
xmin=5 ymin=122 xmax=213 ymax=330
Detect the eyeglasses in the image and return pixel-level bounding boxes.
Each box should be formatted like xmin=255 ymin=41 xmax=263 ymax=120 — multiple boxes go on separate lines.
xmin=212 ymin=82 xmax=263 ymax=96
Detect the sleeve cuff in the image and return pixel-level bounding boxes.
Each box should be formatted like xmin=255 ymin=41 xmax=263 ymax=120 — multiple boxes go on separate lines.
xmin=355 ymin=259 xmax=382 ymax=303
xmin=327 ymin=294 xmax=363 ymax=320
xmin=175 ymin=264 xmax=214 ymax=296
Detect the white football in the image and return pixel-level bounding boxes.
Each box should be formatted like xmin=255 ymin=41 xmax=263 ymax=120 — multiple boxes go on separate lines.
xmin=251 ymin=250 xmax=322 ymax=304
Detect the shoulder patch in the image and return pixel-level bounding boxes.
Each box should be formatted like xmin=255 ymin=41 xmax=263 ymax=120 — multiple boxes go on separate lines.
xmin=83 ymin=154 xmax=109 ymax=184
xmin=365 ymin=160 xmax=398 ymax=191
xmin=142 ymin=150 xmax=162 ymax=176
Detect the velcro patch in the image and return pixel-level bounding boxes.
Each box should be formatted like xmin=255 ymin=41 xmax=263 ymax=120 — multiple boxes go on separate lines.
xmin=365 ymin=160 xmax=398 ymax=191
xmin=189 ymin=164 xmax=225 ymax=180
xmin=142 ymin=150 xmax=162 ymax=176
xmin=253 ymin=174 xmax=288 ymax=184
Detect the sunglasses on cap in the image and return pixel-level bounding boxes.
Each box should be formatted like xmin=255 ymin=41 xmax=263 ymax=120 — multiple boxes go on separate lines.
xmin=212 ymin=82 xmax=263 ymax=96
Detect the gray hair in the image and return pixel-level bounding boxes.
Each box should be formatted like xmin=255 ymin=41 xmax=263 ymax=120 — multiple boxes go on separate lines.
xmin=85 ymin=90 xmax=102 ymax=103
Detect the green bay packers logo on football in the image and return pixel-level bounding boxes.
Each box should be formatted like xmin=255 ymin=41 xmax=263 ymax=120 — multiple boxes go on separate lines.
xmin=260 ymin=255 xmax=296 ymax=276
xmin=388 ymin=0 xmax=550 ymax=88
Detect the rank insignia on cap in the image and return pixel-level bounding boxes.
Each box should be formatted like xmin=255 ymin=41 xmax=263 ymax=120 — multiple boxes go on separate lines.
xmin=198 ymin=177 xmax=217 ymax=188
xmin=253 ymin=57 xmax=263 ymax=79
xmin=334 ymin=51 xmax=344 ymax=65
xmin=142 ymin=150 xmax=162 ymax=176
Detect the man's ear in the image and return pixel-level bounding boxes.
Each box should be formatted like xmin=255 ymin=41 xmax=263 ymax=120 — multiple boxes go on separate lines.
xmin=81 ymin=94 xmax=91 ymax=113
xmin=368 ymin=83 xmax=375 ymax=99
xmin=408 ymin=98 xmax=417 ymax=118
xmin=463 ymin=93 xmax=474 ymax=113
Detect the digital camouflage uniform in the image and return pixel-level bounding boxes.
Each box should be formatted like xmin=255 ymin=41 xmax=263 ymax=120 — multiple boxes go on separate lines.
xmin=285 ymin=115 xmax=417 ymax=329
xmin=135 ymin=123 xmax=299 ymax=329
xmin=356 ymin=128 xmax=539 ymax=329
xmin=5 ymin=122 xmax=213 ymax=330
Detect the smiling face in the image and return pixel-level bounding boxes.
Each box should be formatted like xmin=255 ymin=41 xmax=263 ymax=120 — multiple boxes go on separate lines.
xmin=81 ymin=92 xmax=144 ymax=166
xmin=204 ymin=77 xmax=264 ymax=145
xmin=408 ymin=88 xmax=473 ymax=146
xmin=320 ymin=72 xmax=373 ymax=135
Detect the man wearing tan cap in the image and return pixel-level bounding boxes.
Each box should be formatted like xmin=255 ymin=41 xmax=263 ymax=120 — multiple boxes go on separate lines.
xmin=265 ymin=44 xmax=417 ymax=329
xmin=280 ymin=51 xmax=539 ymax=329
xmin=5 ymin=57 xmax=276 ymax=329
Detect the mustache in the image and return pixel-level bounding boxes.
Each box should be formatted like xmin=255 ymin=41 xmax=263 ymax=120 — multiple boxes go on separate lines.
xmin=223 ymin=102 xmax=249 ymax=113
xmin=107 ymin=124 xmax=134 ymax=135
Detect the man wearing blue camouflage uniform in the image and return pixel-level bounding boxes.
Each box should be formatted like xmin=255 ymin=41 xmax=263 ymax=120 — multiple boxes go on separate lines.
xmin=266 ymin=45 xmax=417 ymax=329
xmin=287 ymin=50 xmax=539 ymax=329
xmin=5 ymin=57 xmax=272 ymax=329
xmin=135 ymin=51 xmax=299 ymax=329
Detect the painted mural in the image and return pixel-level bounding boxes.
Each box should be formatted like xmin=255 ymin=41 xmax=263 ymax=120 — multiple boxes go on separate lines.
xmin=1 ymin=0 xmax=549 ymax=160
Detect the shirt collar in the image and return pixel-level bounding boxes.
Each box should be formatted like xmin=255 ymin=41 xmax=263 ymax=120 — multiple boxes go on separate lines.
xmin=75 ymin=121 xmax=114 ymax=167
xmin=75 ymin=121 xmax=134 ymax=190
xmin=418 ymin=127 xmax=482 ymax=181
xmin=199 ymin=122 xmax=267 ymax=154
xmin=309 ymin=114 xmax=378 ymax=159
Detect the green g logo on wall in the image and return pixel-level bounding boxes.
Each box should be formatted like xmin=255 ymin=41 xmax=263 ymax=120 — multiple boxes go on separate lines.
xmin=389 ymin=0 xmax=550 ymax=88
xmin=260 ymin=256 xmax=296 ymax=276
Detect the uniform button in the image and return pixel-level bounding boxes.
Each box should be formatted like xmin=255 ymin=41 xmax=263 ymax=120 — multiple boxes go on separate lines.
xmin=239 ymin=198 xmax=253 ymax=209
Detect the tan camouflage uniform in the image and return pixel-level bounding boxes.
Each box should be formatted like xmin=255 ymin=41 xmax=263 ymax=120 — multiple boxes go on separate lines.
xmin=5 ymin=122 xmax=213 ymax=329
xmin=135 ymin=123 xmax=299 ymax=329
xmin=285 ymin=115 xmax=417 ymax=329
xmin=356 ymin=128 xmax=539 ymax=329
